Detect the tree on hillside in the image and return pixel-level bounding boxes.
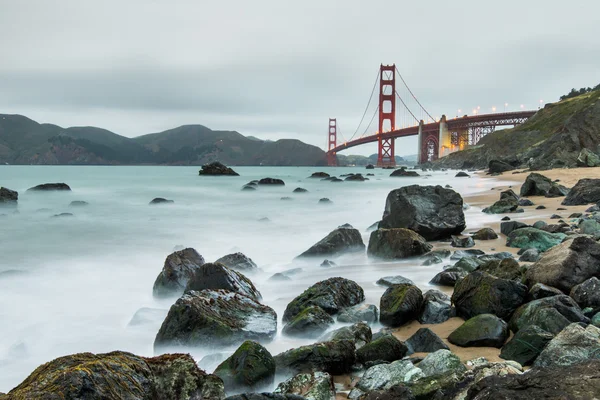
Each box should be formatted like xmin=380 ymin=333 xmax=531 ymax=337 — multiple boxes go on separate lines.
xmin=560 ymin=84 xmax=600 ymax=101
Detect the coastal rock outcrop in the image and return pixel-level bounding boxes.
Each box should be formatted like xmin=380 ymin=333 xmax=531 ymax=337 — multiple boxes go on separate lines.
xmin=379 ymin=185 xmax=466 ymax=240
xmin=199 ymin=161 xmax=240 ymax=176
xmin=214 ymin=341 xmax=275 ymax=392
xmin=274 ymin=340 xmax=356 ymax=376
xmin=0 ymin=187 xmax=18 ymax=207
xmin=184 ymin=262 xmax=262 ymax=301
xmin=367 ymin=228 xmax=432 ymax=259
xmin=153 ymin=248 xmax=206 ymax=298
xmin=488 ymin=159 xmax=513 ymax=174
xmin=519 ymin=173 xmax=569 ymax=197
xmin=215 ymin=253 xmax=258 ymax=273
xmin=297 ymin=224 xmax=365 ymax=258
xmin=26 ymin=183 xmax=71 ymax=191
xmin=561 ymin=178 xmax=600 ymax=205
xmin=534 ymin=323 xmax=600 ymax=367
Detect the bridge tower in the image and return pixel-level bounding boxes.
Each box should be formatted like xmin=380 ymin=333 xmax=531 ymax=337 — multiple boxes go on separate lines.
xmin=327 ymin=118 xmax=337 ymax=166
xmin=377 ymin=64 xmax=396 ymax=167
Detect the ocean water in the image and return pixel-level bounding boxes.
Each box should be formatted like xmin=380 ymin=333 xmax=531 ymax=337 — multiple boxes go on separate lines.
xmin=0 ymin=165 xmax=503 ymax=392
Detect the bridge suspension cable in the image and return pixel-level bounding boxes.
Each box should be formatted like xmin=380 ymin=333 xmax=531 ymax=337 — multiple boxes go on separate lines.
xmin=395 ymin=66 xmax=434 ymax=122
xmin=395 ymin=90 xmax=420 ymax=125
xmin=360 ymin=104 xmax=380 ymax=138
xmin=348 ymin=69 xmax=381 ymax=142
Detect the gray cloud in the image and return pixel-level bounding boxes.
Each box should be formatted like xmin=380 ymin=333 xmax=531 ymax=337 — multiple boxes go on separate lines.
xmin=1 ymin=0 xmax=598 ymax=155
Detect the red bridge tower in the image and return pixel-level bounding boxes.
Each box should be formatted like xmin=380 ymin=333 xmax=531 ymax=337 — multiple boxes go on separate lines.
xmin=377 ymin=64 xmax=396 ymax=167
xmin=327 ymin=118 xmax=337 ymax=166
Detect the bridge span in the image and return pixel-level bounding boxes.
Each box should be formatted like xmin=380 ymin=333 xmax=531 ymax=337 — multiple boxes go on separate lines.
xmin=326 ymin=64 xmax=537 ymax=166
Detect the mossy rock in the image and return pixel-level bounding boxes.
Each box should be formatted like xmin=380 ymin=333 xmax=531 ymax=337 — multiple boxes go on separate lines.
xmin=448 ymin=314 xmax=509 ymax=348
xmin=508 ymin=295 xmax=588 ymax=335
xmin=356 ymin=334 xmax=408 ymax=364
xmin=379 ymin=284 xmax=423 ymax=327
xmin=282 ymin=306 xmax=334 ymax=338
xmin=367 ymin=228 xmax=432 ymax=260
xmin=274 ymin=371 xmax=335 ymax=400
xmin=476 ymin=258 xmax=523 ymax=281
xmin=214 ymin=340 xmax=275 ymax=392
xmin=506 ymin=227 xmax=566 ymax=252
xmin=500 ymin=325 xmax=554 ymax=366
xmin=274 ymin=340 xmax=356 ymax=376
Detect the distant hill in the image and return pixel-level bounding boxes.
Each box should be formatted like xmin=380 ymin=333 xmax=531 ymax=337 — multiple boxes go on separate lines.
xmin=0 ymin=115 xmax=327 ymax=166
xmin=431 ymin=88 xmax=600 ymax=170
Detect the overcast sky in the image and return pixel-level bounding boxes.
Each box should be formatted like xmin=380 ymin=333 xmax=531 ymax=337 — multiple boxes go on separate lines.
xmin=1 ymin=0 xmax=599 ymax=156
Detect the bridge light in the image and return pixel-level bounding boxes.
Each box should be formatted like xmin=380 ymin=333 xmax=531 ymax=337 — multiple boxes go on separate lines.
xmin=492 ymin=106 xmax=496 ymax=112
xmin=504 ymin=103 xmax=508 ymax=112
xmin=520 ymin=104 xmax=524 ymax=110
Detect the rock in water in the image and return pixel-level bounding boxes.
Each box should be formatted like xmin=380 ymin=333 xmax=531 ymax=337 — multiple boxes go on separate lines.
xmin=199 ymin=161 xmax=240 ymax=176
xmin=390 ymin=168 xmax=420 ymax=177
xmin=534 ymin=323 xmax=600 ymax=368
xmin=274 ymin=340 xmax=356 ymax=376
xmin=337 ymin=304 xmax=378 ymax=324
xmin=154 ymin=289 xmax=277 ymax=349
xmin=488 ymin=159 xmax=513 ymax=174
xmin=214 ymin=341 xmax=275 ymax=392
xmin=282 ymin=306 xmax=334 ymax=338
xmin=379 ymin=185 xmax=466 ymax=240
xmin=297 ymin=224 xmax=365 ymax=258
xmin=258 ymin=178 xmax=285 ymax=185
xmin=309 ymin=172 xmax=330 ymax=178
xmin=482 ymin=197 xmax=518 ymax=214
xmin=355 ymin=334 xmax=408 ymax=364
xmin=0 ymin=187 xmax=18 ymax=207
xmin=562 ymin=178 xmax=600 ymax=205
xmin=69 ymin=200 xmax=88 ymax=207
xmin=418 ymin=289 xmax=455 ymax=324
xmin=282 ymin=277 xmax=364 ymax=323
xmin=184 ymin=262 xmax=262 ymax=301
xmin=452 ymin=271 xmax=527 ymax=320
xmin=451 ymin=235 xmax=475 ymax=248
xmin=519 ymin=172 xmax=569 ymax=197
xmin=379 ymin=284 xmax=423 ymax=327
xmin=367 ymin=228 xmax=432 ymax=259
xmin=149 ymin=197 xmax=174 ymax=205
xmin=26 ymin=183 xmax=71 ymax=191
xmin=376 ymin=275 xmax=415 ymax=287
xmin=525 ymin=237 xmax=600 ymax=293
xmin=320 ymin=322 xmax=372 ymax=349
xmin=215 ymin=253 xmax=258 ymax=273
xmin=3 ymin=351 xmax=225 ymax=400
xmin=274 ymin=371 xmax=335 ymax=400
xmin=506 ymin=227 xmax=565 ymax=252
xmin=153 ymin=248 xmax=206 ymax=298
xmin=455 ymin=171 xmax=470 ymax=177
xmin=448 ymin=314 xmax=509 ymax=348
xmin=499 ymin=325 xmax=554 ymax=366
xmin=509 ymin=295 xmax=588 ymax=335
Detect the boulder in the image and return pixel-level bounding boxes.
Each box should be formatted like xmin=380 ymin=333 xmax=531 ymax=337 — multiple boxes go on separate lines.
xmin=318 ymin=198 xmax=332 ymax=204
xmin=451 ymin=235 xmax=475 ymax=248
xmin=534 ymin=323 xmax=600 ymax=367
xmin=355 ymin=334 xmax=408 ymax=364
xmin=499 ymin=325 xmax=554 ymax=366
xmin=488 ymin=160 xmax=513 ymax=174
xmin=149 ymin=197 xmax=174 ymax=205
xmin=569 ymin=277 xmax=600 ymax=308
xmin=500 ymin=221 xmax=528 ymax=236
xmin=215 ymin=253 xmax=258 ymax=273
xmin=184 ymin=262 xmax=262 ymax=301
xmin=319 ymin=259 xmax=335 ymax=268
xmin=320 ymin=322 xmax=372 ymax=349
xmin=577 ymin=147 xmax=600 ymax=167
xmin=274 ymin=340 xmax=356 ymax=375
xmin=27 ymin=183 xmax=71 ymax=191
xmin=390 ymin=168 xmax=420 ymax=177
xmin=451 ymin=256 xmax=487 ymax=272
xmin=429 ymin=269 xmax=467 ymax=287
xmin=518 ymin=248 xmax=540 ymax=262
xmin=360 ymin=385 xmax=415 ymax=400
xmin=476 ymin=258 xmax=523 ymax=281
xmin=282 ymin=277 xmax=364 ymax=323
xmin=405 ymin=328 xmax=449 ymax=354
xmin=258 ymin=178 xmax=285 ymax=185
xmin=509 ymin=295 xmax=588 ymax=335
xmin=345 ymin=174 xmax=367 ymax=181
xmin=520 ymin=173 xmax=569 ymax=198
xmin=69 ymin=200 xmax=88 ymax=207
xmin=352 ymin=360 xmax=423 ymax=397
xmin=500 ymin=189 xmax=519 ymax=201
xmin=525 ymin=283 xmax=563 ymax=302
xmin=309 ymin=172 xmax=330 ymax=179
xmin=518 ymin=198 xmax=534 ymax=206
xmin=366 ymin=164 xmax=375 ymax=169
xmin=0 ymin=187 xmax=18 ymax=206
xmin=418 ymin=349 xmax=466 ymax=377
xmin=579 ymin=219 xmax=600 ymax=236
xmin=471 ymin=228 xmax=498 ymax=240
xmin=448 ymin=314 xmax=509 ymax=348
xmin=466 ymin=360 xmax=600 ymax=400
xmin=293 ymin=188 xmax=308 ymax=193
xmin=153 ymin=248 xmax=206 ymax=298
xmin=506 ymin=227 xmax=565 ymax=252
xmin=376 ymin=275 xmax=414 ymax=287
xmin=154 ymin=290 xmax=277 ymax=349
xmin=452 ymin=271 xmax=527 ymax=320
xmin=482 ymin=197 xmax=518 ymax=214
xmin=3 ymin=351 xmax=225 ymax=400
xmin=379 ymin=185 xmax=466 ymax=240
xmin=525 ymin=237 xmax=600 ymax=293
xmin=455 ymin=172 xmax=470 ymax=177
xmin=337 ymin=304 xmax=378 ymax=324
xmin=226 ymin=394 xmax=304 ymax=400
xmin=379 ymin=284 xmax=423 ymax=327
xmin=418 ymin=289 xmax=456 ymax=324
xmin=367 ymin=228 xmax=432 ymax=259
xmin=242 ymin=185 xmax=257 ymax=191
xmin=214 ymin=341 xmax=275 ymax=392
xmin=199 ymin=161 xmax=239 ymax=176
xmin=561 ymin=178 xmax=600 ymax=205
xmin=274 ymin=372 xmax=335 ymax=400
xmin=297 ymin=225 xmax=365 ymax=258
xmin=282 ymin=306 xmax=334 ymax=338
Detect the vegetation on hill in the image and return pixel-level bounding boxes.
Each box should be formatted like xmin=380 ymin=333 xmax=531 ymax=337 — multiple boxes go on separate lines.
xmin=560 ymin=84 xmax=600 ymax=101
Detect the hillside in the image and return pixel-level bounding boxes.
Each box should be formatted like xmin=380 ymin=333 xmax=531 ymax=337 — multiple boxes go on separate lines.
xmin=0 ymin=115 xmax=327 ymax=166
xmin=432 ymin=89 xmax=600 ymax=170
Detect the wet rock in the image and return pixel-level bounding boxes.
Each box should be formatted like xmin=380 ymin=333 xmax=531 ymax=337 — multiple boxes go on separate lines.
xmin=452 ymin=271 xmax=527 ymax=320
xmin=356 ymin=334 xmax=408 ymax=364
xmin=297 ymin=225 xmax=365 ymax=258
xmin=509 ymin=295 xmax=588 ymax=334
xmin=345 ymin=173 xmax=368 ymax=181
xmin=506 ymin=227 xmax=566 ymax=252
xmin=518 ymin=248 xmax=540 ymax=262
xmin=451 ymin=249 xmax=486 ymax=260
xmin=3 ymin=351 xmax=225 ymax=400
xmin=359 ymin=385 xmax=415 ymax=400
xmin=562 ymin=178 xmax=600 ymax=205
xmin=520 ymin=172 xmax=569 ymax=198
xmin=499 ymin=221 xmax=528 ymax=236
xmin=184 ymin=262 xmax=262 ymax=301
xmin=293 ymin=187 xmax=308 ymax=193
xmin=429 ymin=269 xmax=467 ymax=287
xmin=0 ymin=187 xmax=18 ymax=207
xmin=226 ymin=394 xmax=304 ymax=400
xmin=351 ymin=360 xmax=422 ymax=397
xmin=569 ymin=277 xmax=600 ymax=308
xmin=448 ymin=314 xmax=509 ymax=348
xmin=482 ymin=197 xmax=518 ymax=214
xmin=149 ymin=197 xmax=174 ymax=205
xmin=281 ymin=197 xmax=293 ymax=201
xmin=499 ymin=325 xmax=554 ymax=366
xmin=534 ymin=323 xmax=600 ymax=367
xmin=258 ymin=178 xmax=285 ymax=185
xmin=367 ymin=228 xmax=432 ymax=259
xmin=518 ymin=198 xmax=534 ymax=206
xmin=216 ymin=253 xmax=258 ymax=273
xmin=476 ymin=258 xmax=523 ymax=281
xmin=153 ymin=248 xmax=206 ymax=298
xmin=199 ymin=161 xmax=239 ymax=176
xmin=282 ymin=277 xmax=364 ymax=323
xmin=405 ymin=328 xmax=449 ymax=354
xmin=319 ymin=260 xmax=336 ymax=268
xmin=27 ymin=183 xmax=71 ymax=191
xmin=309 ymin=172 xmax=330 ymax=179
xmin=215 ymin=341 xmax=275 ymax=392
xmin=455 ymin=172 xmax=470 ymax=177
xmin=366 ymin=164 xmax=375 ymax=169
xmin=52 ymin=212 xmax=73 ymax=218
xmin=526 ymin=283 xmax=563 ymax=301
xmin=320 ymin=322 xmax=372 ymax=349
xmin=376 ymin=275 xmax=414 ymax=287
xmin=337 ymin=304 xmax=378 ymax=324
xmin=379 ymin=284 xmax=423 ymax=327
xmin=274 ymin=371 xmax=335 ymax=400
xmin=154 ymin=289 xmax=277 ymax=349
xmin=242 ymin=185 xmax=257 ymax=191
xmin=418 ymin=289 xmax=456 ymax=324
xmin=390 ymin=168 xmax=420 ymax=177
xmin=525 ymin=236 xmax=600 ymax=292
xmin=379 ymin=185 xmax=466 ymax=240
xmin=128 ymin=307 xmax=168 ymax=328
xmin=451 ymin=235 xmax=475 ymax=248
xmin=318 ymin=198 xmax=332 ymax=204
xmin=282 ymin=306 xmax=334 ymax=338
xmin=69 ymin=200 xmax=88 ymax=207
xmin=274 ymin=340 xmax=356 ymax=376
xmin=471 ymin=228 xmax=498 ymax=240
xmin=418 ymin=349 xmax=466 ymax=377
xmin=488 ymin=160 xmax=513 ymax=174
xmin=577 ymin=147 xmax=600 ymax=167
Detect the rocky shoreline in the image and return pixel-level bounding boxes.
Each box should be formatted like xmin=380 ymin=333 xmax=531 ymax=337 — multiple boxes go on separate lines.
xmin=3 ymin=167 xmax=600 ymax=399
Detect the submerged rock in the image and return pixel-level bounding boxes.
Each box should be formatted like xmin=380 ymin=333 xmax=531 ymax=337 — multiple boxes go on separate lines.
xmin=149 ymin=197 xmax=174 ymax=205
xmin=214 ymin=341 xmax=275 ymax=392
xmin=216 ymin=253 xmax=258 ymax=273
xmin=258 ymin=178 xmax=285 ymax=185
xmin=297 ymin=225 xmax=365 ymax=258
xmin=27 ymin=183 xmax=71 ymax=191
xmin=376 ymin=275 xmax=414 ymax=287
xmin=282 ymin=306 xmax=334 ymax=338
xmin=199 ymin=161 xmax=239 ymax=176
xmin=367 ymin=228 xmax=432 ymax=259
xmin=309 ymin=172 xmax=330 ymax=179
xmin=0 ymin=187 xmax=18 ymax=207
xmin=153 ymin=248 xmax=206 ymax=298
